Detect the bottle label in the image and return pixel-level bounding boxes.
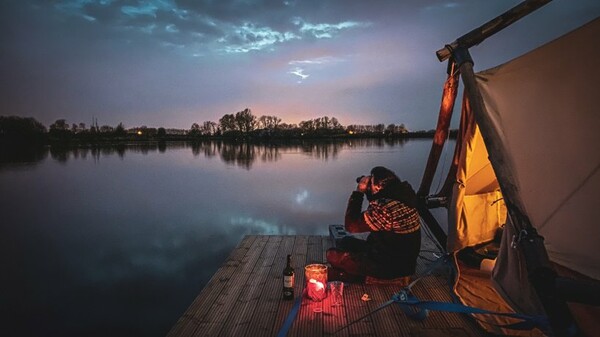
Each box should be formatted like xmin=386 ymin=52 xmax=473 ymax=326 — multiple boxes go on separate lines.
xmin=284 ymin=275 xmax=294 ymax=288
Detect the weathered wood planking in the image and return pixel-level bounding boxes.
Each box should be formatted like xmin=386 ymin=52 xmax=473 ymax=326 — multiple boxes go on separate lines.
xmin=245 ymin=235 xmax=295 ymax=337
xmin=168 ymin=229 xmax=488 ymax=337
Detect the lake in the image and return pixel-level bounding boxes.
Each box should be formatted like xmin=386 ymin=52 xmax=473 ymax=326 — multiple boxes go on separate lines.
xmin=0 ymin=138 xmax=452 ymax=336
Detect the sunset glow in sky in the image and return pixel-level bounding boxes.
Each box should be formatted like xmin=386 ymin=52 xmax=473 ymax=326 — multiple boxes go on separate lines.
xmin=1 ymin=0 xmax=599 ymax=130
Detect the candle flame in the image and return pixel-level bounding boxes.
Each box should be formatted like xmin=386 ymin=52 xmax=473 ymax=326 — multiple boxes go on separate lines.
xmin=309 ymin=278 xmax=325 ymax=291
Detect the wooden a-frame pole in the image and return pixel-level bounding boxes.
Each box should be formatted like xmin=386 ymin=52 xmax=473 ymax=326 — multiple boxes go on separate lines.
xmin=417 ymin=61 xmax=459 ymax=198
xmin=436 ymin=0 xmax=553 ymax=62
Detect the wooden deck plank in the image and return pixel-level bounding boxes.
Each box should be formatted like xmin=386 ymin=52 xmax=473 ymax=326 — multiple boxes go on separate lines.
xmin=271 ymin=236 xmax=309 ymax=337
xmin=320 ymin=237 xmax=350 ymax=337
xmin=194 ymin=235 xmax=269 ymax=336
xmin=167 ymin=235 xmax=258 ymax=337
xmin=186 ymin=235 xmax=269 ymax=337
xmin=366 ymin=286 xmax=409 ymax=337
xmin=244 ymin=235 xmax=295 ymax=337
xmin=216 ymin=235 xmax=283 ymax=337
xmin=343 ymin=282 xmax=377 ymax=336
xmin=291 ymin=235 xmax=324 ymax=337
xmin=168 ymin=232 xmax=489 ymax=337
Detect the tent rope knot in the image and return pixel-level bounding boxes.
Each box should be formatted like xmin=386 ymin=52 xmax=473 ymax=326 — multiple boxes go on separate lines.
xmin=392 ymin=289 xmax=430 ymax=321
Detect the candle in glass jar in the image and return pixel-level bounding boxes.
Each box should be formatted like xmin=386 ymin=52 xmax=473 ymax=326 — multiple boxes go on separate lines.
xmin=304 ymin=264 xmax=328 ymax=301
xmin=307 ymin=278 xmax=326 ymax=301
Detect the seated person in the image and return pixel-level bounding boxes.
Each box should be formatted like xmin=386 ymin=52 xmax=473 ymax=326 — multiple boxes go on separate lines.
xmin=327 ymin=166 xmax=421 ymax=282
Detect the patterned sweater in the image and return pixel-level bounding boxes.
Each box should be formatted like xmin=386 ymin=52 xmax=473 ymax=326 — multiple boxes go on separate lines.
xmin=344 ymin=182 xmax=422 ymax=277
xmin=363 ymin=197 xmax=421 ymax=234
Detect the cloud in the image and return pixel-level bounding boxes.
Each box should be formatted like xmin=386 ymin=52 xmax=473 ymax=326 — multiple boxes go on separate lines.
xmin=121 ymin=4 xmax=159 ymax=18
xmin=165 ymin=23 xmax=179 ymax=33
xmin=289 ymin=56 xmax=343 ymax=65
xmin=422 ymin=2 xmax=461 ymax=12
xmin=217 ymin=16 xmax=372 ymax=54
xmin=289 ymin=67 xmax=309 ymax=82
xmin=220 ymin=22 xmax=299 ymax=53
xmin=51 ymin=0 xmax=303 ymax=55
xmin=292 ymin=17 xmax=372 ymax=39
xmin=120 ymin=0 xmax=189 ymax=19
xmin=83 ymin=14 xmax=96 ymax=22
xmin=287 ymin=56 xmax=345 ymax=83
xmin=48 ymin=1 xmax=374 ymax=58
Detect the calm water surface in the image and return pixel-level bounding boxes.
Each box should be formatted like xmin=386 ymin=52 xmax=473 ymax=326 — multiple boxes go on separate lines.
xmin=0 ymin=139 xmax=452 ymax=336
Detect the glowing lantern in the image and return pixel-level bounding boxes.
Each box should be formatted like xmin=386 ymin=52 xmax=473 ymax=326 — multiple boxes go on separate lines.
xmin=137 ymin=130 xmax=143 ymax=135
xmin=304 ymin=264 xmax=328 ymax=301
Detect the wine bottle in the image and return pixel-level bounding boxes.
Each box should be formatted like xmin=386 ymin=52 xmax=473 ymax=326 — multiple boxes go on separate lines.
xmin=283 ymin=254 xmax=294 ymax=300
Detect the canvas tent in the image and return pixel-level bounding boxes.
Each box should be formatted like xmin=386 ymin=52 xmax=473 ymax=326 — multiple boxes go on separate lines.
xmin=418 ymin=3 xmax=600 ymax=336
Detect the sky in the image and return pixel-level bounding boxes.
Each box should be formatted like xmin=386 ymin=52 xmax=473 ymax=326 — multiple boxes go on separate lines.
xmin=1 ymin=0 xmax=599 ymax=131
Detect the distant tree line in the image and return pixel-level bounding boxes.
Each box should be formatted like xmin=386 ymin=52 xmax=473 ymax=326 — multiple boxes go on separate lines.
xmin=0 ymin=116 xmax=47 ymax=143
xmin=1 ymin=108 xmax=446 ymax=144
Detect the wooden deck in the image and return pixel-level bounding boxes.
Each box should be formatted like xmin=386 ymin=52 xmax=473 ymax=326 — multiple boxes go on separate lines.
xmin=167 ymin=226 xmax=489 ymax=337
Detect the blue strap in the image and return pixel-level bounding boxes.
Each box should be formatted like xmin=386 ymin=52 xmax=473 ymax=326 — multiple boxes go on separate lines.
xmin=335 ymin=255 xmax=451 ymax=334
xmin=334 ymin=256 xmax=550 ymax=334
xmin=392 ymin=290 xmax=550 ymax=331
xmin=276 ymin=294 xmax=302 ymax=337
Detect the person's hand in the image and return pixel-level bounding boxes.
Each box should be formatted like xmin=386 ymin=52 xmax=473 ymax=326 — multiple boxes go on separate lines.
xmin=356 ymin=176 xmax=371 ymax=193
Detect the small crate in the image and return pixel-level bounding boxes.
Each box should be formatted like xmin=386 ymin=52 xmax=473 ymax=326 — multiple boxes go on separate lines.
xmin=328 ymin=224 xmax=349 ymax=247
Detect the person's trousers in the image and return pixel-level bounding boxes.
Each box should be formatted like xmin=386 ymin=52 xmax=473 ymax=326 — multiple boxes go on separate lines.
xmin=326 ymin=236 xmax=372 ymax=278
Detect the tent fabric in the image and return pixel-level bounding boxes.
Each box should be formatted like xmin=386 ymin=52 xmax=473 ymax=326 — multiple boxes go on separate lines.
xmin=474 ymin=17 xmax=600 ymax=280
xmin=448 ymin=96 xmax=532 ymax=336
xmin=492 ymin=217 xmax=546 ymax=317
xmin=447 ymin=95 xmax=507 ymax=253
xmin=552 ymin=263 xmax=600 ymax=337
xmin=444 ymin=17 xmax=599 ymax=336
xmin=452 ymin=257 xmax=544 ymax=336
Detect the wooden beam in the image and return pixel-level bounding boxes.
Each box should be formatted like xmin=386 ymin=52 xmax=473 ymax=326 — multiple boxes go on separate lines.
xmin=417 ymin=60 xmax=459 ymax=197
xmin=436 ymin=0 xmax=553 ymax=62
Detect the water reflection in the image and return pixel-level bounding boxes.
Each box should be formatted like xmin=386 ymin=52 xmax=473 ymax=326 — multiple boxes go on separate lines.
xmin=0 ymin=138 xmax=447 ymax=337
xmin=2 ymin=138 xmax=408 ymax=170
xmin=0 ymin=143 xmax=48 ymax=168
